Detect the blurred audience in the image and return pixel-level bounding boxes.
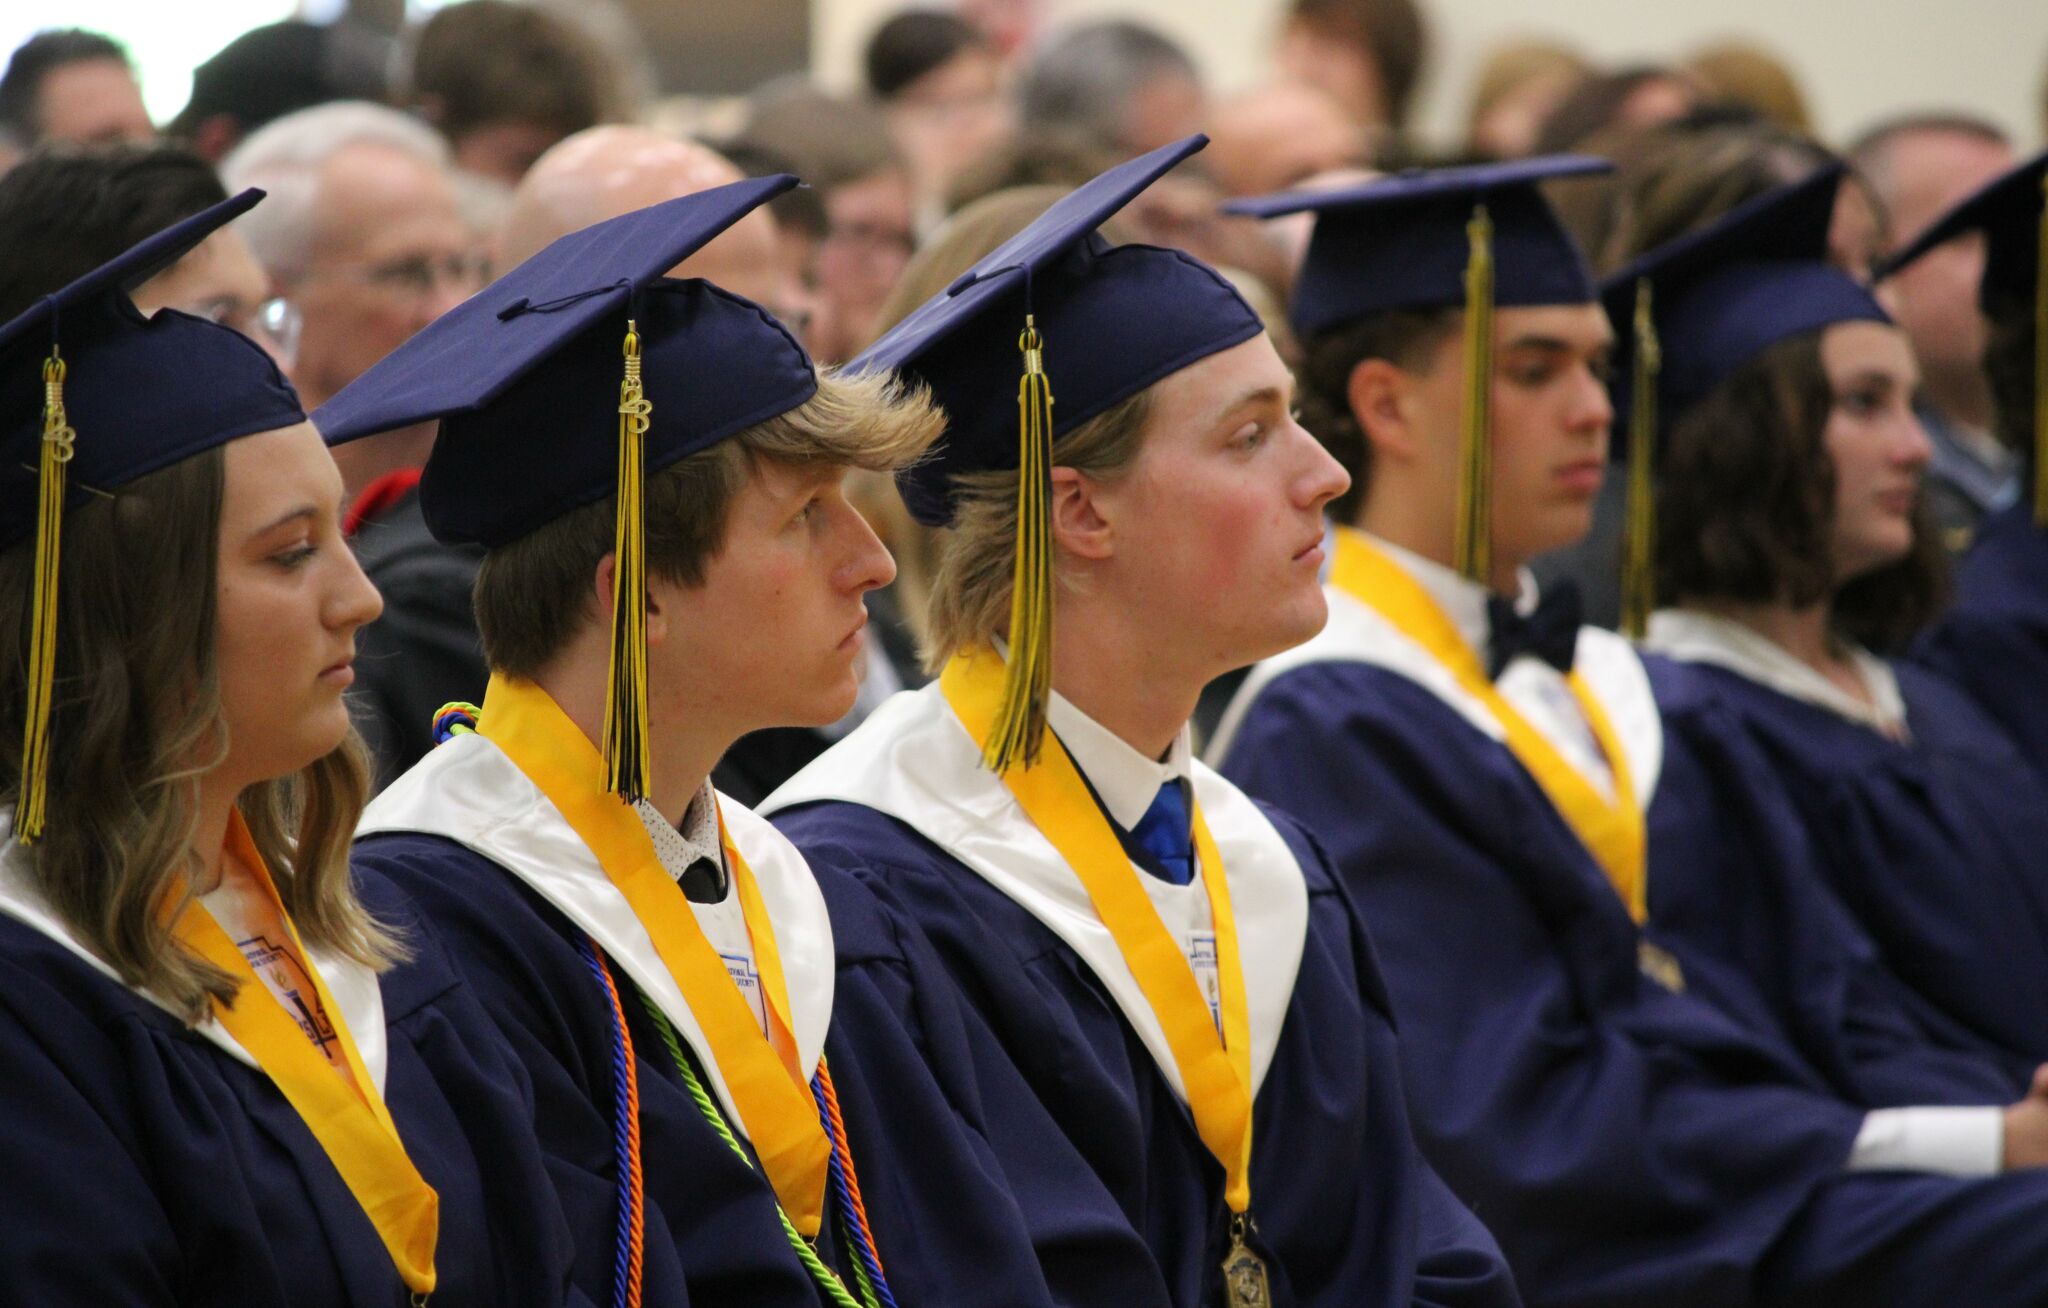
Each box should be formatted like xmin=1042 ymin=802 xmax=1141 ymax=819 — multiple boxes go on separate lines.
xmin=1852 ymin=113 xmax=2021 ymax=546
xmin=1465 ymin=39 xmax=1591 ymax=159
xmin=1017 ymin=21 xmax=1206 ymax=159
xmin=1684 ymin=40 xmax=1813 ymax=132
xmin=224 ymin=102 xmax=478 ymax=501
xmin=404 ymin=0 xmax=619 ymax=186
xmin=735 ymin=85 xmax=914 ymax=364
xmin=0 ymin=29 xmax=152 ymax=148
xmin=1206 ymin=82 xmax=1369 ymax=197
xmin=500 ymin=126 xmax=783 ymax=304
xmin=1274 ymin=0 xmax=1430 ymax=137
xmin=0 ymin=145 xmax=281 ymax=361
xmin=864 ymin=10 xmax=1013 ymax=226
xmin=1535 ymin=64 xmax=1703 ymax=154
xmin=165 ymin=21 xmax=392 ymax=164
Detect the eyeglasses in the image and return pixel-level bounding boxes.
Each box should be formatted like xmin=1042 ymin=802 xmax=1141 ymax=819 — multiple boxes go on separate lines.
xmin=310 ymin=250 xmax=491 ymax=300
xmin=198 ymin=296 xmax=304 ymax=369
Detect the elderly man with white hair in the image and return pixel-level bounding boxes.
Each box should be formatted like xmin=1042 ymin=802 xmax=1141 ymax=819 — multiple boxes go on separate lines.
xmin=225 ymin=100 xmax=481 ymax=502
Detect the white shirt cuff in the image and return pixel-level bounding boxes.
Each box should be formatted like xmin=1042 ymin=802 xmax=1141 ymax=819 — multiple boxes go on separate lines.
xmin=1850 ymin=1106 xmax=2005 ymax=1177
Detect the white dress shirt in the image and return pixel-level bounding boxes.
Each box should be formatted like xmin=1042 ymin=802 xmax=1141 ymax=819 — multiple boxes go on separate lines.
xmin=637 ymin=786 xmax=768 ymax=1038
xmin=1045 ymin=689 xmax=1224 ymax=1031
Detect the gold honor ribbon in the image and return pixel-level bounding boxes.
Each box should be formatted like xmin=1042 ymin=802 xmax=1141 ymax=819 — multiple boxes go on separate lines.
xmin=1330 ymin=528 xmax=1649 ymax=921
xmin=174 ymin=813 xmax=439 ymax=1298
xmin=939 ymin=650 xmax=1256 ymax=1210
xmin=475 ymin=674 xmax=830 ymax=1234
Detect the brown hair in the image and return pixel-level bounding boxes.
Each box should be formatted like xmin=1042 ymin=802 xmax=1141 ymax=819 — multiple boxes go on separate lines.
xmin=1656 ymin=332 xmax=1947 ymax=650
xmin=475 ymin=369 xmax=940 ymax=676
xmin=0 ymin=446 xmax=394 ymax=1024
xmin=1286 ymin=0 xmax=1430 ymax=130
xmin=410 ymin=0 xmax=615 ymax=140
xmin=1599 ymin=119 xmax=1837 ymax=273
xmin=1296 ymin=307 xmax=1461 ymax=521
xmin=923 ymin=389 xmax=1153 ymax=670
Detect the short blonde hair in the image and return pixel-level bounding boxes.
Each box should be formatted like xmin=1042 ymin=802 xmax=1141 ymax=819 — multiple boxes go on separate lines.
xmin=922 ymin=388 xmax=1152 ymax=671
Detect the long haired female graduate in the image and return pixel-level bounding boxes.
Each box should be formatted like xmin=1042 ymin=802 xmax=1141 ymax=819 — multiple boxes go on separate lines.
xmin=763 ymin=136 xmax=1519 ymax=1308
xmin=326 ymin=179 xmax=1167 ymax=1308
xmin=1617 ymin=168 xmax=2048 ymax=1074
xmin=0 ymin=194 xmax=584 ymax=1305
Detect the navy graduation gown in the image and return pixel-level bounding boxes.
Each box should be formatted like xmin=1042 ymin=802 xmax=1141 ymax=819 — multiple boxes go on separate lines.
xmin=1654 ymin=655 xmax=2048 ymax=1067
xmin=773 ymin=798 xmax=1522 ymax=1308
xmin=0 ymin=867 xmax=584 ymax=1307
xmin=1644 ymin=654 xmax=2035 ymax=1102
xmin=1916 ymin=500 xmax=2048 ymax=780
xmin=1221 ymin=657 xmax=2048 ymax=1308
xmin=350 ymin=831 xmax=1157 ymax=1308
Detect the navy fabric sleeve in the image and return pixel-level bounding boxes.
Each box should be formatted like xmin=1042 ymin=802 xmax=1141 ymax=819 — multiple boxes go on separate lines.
xmin=1220 ymin=662 xmax=1864 ymax=1308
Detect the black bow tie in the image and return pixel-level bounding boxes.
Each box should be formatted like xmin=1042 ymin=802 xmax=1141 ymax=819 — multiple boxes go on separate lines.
xmin=1485 ymin=581 xmax=1582 ymax=679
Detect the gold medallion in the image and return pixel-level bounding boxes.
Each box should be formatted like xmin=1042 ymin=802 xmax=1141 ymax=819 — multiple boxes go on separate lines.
xmin=1222 ymin=1212 xmax=1271 ymax=1308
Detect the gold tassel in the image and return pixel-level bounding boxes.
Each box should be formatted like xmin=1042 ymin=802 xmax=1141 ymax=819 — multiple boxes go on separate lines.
xmin=1455 ymin=204 xmax=1495 ymax=585
xmin=18 ymin=349 xmax=75 ymax=844
xmin=2033 ymin=171 xmax=2048 ymax=526
xmin=1621 ymin=279 xmax=1661 ymax=639
xmin=602 ymin=321 xmax=652 ymax=803
xmin=983 ymin=314 xmax=1055 ymax=774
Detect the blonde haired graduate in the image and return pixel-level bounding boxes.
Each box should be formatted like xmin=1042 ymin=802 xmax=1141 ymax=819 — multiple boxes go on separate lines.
xmin=0 ymin=195 xmax=582 ymax=1305
xmin=763 ymin=136 xmax=1519 ymax=1308
xmin=322 ymin=178 xmax=1163 ymax=1308
xmin=1217 ymin=157 xmax=2048 ymax=1307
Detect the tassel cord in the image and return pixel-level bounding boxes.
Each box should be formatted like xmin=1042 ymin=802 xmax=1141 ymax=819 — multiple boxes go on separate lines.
xmin=1621 ymin=280 xmax=1661 ymax=639
xmin=1455 ymin=206 xmax=1495 ymax=585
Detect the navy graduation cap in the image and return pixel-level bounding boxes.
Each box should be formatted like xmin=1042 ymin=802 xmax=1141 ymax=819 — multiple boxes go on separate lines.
xmin=1878 ymin=149 xmax=2048 ymax=522
xmin=1878 ymin=148 xmax=2048 ymax=316
xmin=0 ymin=188 xmax=304 ymax=840
xmin=855 ymin=133 xmax=1263 ymax=529
xmin=1230 ymin=154 xmax=1611 ymax=587
xmin=314 ymin=174 xmax=814 ymax=804
xmin=1226 ymin=154 xmax=1611 ymax=338
xmin=847 ymin=133 xmax=1263 ymax=772
xmin=1599 ymin=164 xmax=1889 ymax=633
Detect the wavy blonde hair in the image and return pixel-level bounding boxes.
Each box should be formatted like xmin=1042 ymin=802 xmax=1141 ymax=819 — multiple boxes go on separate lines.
xmin=0 ymin=445 xmax=399 ymax=1025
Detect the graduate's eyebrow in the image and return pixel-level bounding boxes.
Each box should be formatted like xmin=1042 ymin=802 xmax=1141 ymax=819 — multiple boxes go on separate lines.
xmin=1501 ymin=332 xmax=1613 ymax=356
xmin=249 ymin=495 xmax=342 ymax=539
xmin=1209 ymin=384 xmax=1289 ymax=428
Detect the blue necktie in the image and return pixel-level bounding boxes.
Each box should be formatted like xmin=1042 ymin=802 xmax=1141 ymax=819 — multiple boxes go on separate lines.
xmin=1129 ymin=780 xmax=1195 ymax=885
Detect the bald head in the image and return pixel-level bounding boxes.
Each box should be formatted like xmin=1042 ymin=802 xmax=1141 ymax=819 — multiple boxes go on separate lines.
xmin=498 ymin=124 xmax=782 ymax=306
xmin=1206 ymin=83 xmax=1366 ymax=198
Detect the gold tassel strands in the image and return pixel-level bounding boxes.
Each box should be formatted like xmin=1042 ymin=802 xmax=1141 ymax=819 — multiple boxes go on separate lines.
xmin=1621 ymin=279 xmax=1661 ymax=639
xmin=1455 ymin=204 xmax=1496 ymax=585
xmin=983 ymin=314 xmax=1056 ymax=774
xmin=18 ymin=349 xmax=76 ymax=843
xmin=603 ymin=321 xmax=653 ymax=803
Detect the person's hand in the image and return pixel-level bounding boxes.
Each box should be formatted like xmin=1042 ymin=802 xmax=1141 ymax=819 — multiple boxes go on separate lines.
xmin=2002 ymin=1064 xmax=2048 ymax=1170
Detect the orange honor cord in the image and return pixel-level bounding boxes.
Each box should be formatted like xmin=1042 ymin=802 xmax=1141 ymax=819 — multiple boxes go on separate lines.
xmin=1329 ymin=529 xmax=1648 ymax=920
xmin=173 ymin=813 xmax=438 ymax=1297
xmin=940 ymin=649 xmax=1255 ymax=1212
xmin=476 ymin=673 xmax=830 ymax=1234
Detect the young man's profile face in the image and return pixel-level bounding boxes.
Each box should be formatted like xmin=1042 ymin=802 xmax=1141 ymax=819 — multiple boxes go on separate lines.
xmin=649 ymin=460 xmax=895 ymax=735
xmin=1083 ymin=332 xmax=1350 ymax=677
xmin=1405 ymin=301 xmax=1615 ymax=567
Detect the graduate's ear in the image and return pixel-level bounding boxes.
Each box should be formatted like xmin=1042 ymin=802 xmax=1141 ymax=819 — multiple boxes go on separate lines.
xmin=592 ymin=552 xmax=671 ymax=646
xmin=1050 ymin=464 xmax=1116 ymax=562
xmin=1347 ymin=355 xmax=1420 ymax=466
